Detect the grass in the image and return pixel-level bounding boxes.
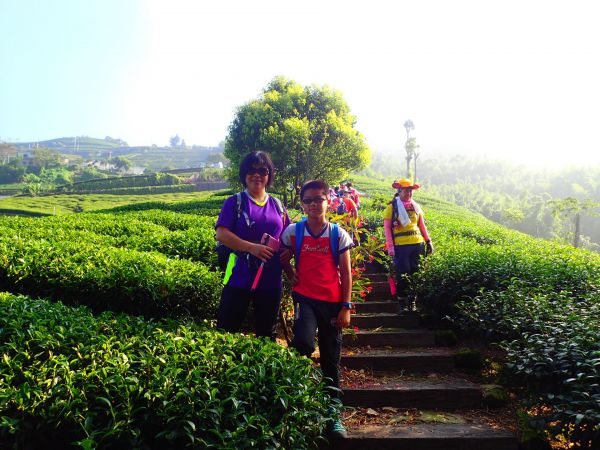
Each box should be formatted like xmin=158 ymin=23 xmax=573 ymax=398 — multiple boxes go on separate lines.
xmin=0 ymin=190 xmax=230 ymax=215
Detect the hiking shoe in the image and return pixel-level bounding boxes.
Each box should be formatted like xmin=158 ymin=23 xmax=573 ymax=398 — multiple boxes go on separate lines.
xmin=329 ymin=418 xmax=347 ymax=439
xmin=396 ymin=296 xmax=409 ymax=314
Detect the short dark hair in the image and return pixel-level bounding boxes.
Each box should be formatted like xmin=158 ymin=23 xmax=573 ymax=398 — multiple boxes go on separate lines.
xmin=345 ymin=182 xmax=353 ymax=188
xmin=300 ymin=180 xmax=329 ymax=200
xmin=238 ymin=151 xmax=275 ymax=188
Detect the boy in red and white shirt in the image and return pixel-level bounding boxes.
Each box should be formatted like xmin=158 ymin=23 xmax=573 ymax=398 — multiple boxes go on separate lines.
xmin=281 ymin=179 xmax=353 ymax=439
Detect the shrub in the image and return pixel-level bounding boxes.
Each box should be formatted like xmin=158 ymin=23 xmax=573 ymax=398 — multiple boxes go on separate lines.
xmin=0 ymin=293 xmax=331 ymax=449
xmin=0 ymin=235 xmax=222 ymax=319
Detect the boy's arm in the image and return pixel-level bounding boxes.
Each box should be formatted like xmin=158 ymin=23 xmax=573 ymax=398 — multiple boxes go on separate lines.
xmin=337 ymin=249 xmax=352 ymax=328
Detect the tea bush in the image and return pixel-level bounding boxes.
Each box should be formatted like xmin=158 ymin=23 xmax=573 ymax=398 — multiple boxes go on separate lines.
xmin=0 ymin=235 xmax=221 ymax=319
xmin=0 ymin=293 xmax=330 ymax=449
xmin=0 ymin=213 xmax=218 ymax=268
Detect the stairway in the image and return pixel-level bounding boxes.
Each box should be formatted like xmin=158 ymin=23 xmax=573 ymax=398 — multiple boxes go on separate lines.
xmin=328 ymin=273 xmax=518 ymax=450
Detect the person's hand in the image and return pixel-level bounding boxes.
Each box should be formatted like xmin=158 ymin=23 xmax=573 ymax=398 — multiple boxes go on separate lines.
xmin=249 ymin=243 xmax=274 ymax=262
xmin=291 ymin=271 xmax=300 ymax=286
xmin=280 ymin=248 xmax=293 ymax=264
xmin=336 ymin=308 xmax=351 ymax=328
xmin=387 ymin=245 xmax=395 ymax=257
xmin=425 ymin=241 xmax=434 ymax=255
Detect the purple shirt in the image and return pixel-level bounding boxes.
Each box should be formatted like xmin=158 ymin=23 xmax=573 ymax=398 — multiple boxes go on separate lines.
xmin=216 ymin=192 xmax=290 ymax=290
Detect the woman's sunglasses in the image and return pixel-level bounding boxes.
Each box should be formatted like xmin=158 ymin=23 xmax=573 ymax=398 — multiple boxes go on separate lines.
xmin=247 ymin=167 xmax=270 ymax=177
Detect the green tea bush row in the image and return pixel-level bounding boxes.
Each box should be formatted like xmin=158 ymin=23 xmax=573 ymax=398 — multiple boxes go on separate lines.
xmin=0 ymin=293 xmax=330 ymax=449
xmin=0 ymin=235 xmax=222 ymax=319
xmin=57 ymin=172 xmax=184 ymax=192
xmin=64 ymin=184 xmax=197 ymax=195
xmin=0 ymin=213 xmax=219 ymax=267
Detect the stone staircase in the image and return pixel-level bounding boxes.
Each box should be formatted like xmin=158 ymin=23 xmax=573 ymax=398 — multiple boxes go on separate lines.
xmin=327 ymin=273 xmax=518 ymax=450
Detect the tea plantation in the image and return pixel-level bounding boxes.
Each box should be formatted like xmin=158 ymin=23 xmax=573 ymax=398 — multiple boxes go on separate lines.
xmin=0 ymin=182 xmax=598 ymax=448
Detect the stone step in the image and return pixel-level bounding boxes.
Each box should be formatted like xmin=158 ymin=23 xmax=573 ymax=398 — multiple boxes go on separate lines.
xmin=363 ymin=273 xmax=388 ymax=283
xmin=334 ymin=423 xmax=517 ymax=450
xmin=355 ymin=300 xmax=397 ymax=314
xmin=368 ymin=280 xmax=391 ymax=294
xmin=352 ymin=312 xmax=419 ymax=329
xmin=343 ymin=329 xmax=435 ymax=348
xmin=341 ymin=349 xmax=455 ymax=373
xmin=343 ymin=379 xmax=482 ymax=409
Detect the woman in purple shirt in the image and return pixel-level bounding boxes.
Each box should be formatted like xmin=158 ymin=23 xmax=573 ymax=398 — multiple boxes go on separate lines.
xmin=215 ymin=151 xmax=290 ymax=339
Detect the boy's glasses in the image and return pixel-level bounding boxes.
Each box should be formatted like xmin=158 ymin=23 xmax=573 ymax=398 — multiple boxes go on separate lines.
xmin=301 ymin=197 xmax=327 ymax=204
xmin=247 ymin=167 xmax=270 ymax=177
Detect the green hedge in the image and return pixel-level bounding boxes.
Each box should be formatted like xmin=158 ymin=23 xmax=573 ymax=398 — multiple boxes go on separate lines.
xmin=0 ymin=213 xmax=218 ymax=268
xmin=64 ymin=184 xmax=197 ymax=195
xmin=0 ymin=293 xmax=330 ymax=449
xmin=0 ymin=236 xmax=221 ymax=319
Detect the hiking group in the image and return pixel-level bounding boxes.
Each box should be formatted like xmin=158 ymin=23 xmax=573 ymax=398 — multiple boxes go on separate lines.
xmin=214 ymin=150 xmax=433 ymax=441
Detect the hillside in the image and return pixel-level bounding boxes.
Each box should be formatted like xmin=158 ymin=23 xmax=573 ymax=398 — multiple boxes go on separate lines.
xmin=13 ymin=136 xmax=224 ymax=170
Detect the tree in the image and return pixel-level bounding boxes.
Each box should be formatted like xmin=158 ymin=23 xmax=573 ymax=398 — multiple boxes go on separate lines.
xmin=548 ymin=197 xmax=599 ymax=248
xmin=0 ymin=143 xmax=17 ymax=164
xmin=225 ymin=76 xmax=370 ymax=205
xmin=403 ymin=120 xmax=415 ymax=178
xmin=169 ymin=135 xmax=181 ymax=147
xmin=110 ymin=156 xmax=131 ymax=172
xmin=27 ymin=148 xmax=61 ymax=175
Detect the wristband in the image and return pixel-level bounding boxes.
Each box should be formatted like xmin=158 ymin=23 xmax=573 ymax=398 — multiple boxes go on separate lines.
xmin=341 ymin=302 xmax=354 ymax=310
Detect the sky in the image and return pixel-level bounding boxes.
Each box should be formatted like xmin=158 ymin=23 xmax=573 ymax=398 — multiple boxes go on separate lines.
xmin=1 ymin=0 xmax=599 ymax=168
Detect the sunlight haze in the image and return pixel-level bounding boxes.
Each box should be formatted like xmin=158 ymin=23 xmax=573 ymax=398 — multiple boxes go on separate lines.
xmin=1 ymin=0 xmax=599 ymax=168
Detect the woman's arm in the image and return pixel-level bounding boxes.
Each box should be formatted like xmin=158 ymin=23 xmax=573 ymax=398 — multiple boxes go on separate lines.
xmin=383 ymin=219 xmax=395 ymax=256
xmin=215 ymin=226 xmax=274 ymax=262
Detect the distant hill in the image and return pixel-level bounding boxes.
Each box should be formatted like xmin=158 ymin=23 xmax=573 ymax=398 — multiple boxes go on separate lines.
xmin=13 ymin=136 xmax=225 ymax=171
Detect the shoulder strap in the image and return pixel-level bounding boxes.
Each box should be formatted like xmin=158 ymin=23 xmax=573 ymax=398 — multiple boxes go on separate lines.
xmin=237 ymin=192 xmax=253 ymax=228
xmin=271 ymin=195 xmax=286 ymax=225
xmin=330 ymin=223 xmax=340 ymax=267
xmin=294 ymin=220 xmax=306 ymax=269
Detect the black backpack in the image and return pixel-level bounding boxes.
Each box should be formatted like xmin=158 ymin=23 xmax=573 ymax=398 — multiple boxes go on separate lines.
xmin=216 ymin=192 xmax=285 ymax=271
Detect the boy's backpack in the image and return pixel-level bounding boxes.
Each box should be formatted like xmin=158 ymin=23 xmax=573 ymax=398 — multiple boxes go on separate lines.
xmin=216 ymin=192 xmax=285 ymax=271
xmin=335 ymin=198 xmax=347 ymax=215
xmin=294 ymin=220 xmax=340 ymax=268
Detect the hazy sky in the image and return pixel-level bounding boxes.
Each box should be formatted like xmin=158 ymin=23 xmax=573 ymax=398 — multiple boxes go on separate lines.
xmin=1 ymin=0 xmax=599 ymax=167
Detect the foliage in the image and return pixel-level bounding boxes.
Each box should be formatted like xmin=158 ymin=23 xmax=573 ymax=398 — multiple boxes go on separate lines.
xmin=0 ymin=293 xmax=330 ymax=449
xmin=0 ymin=232 xmax=222 ymax=320
xmin=225 ymin=76 xmax=370 ymax=203
xmin=0 ymin=191 xmax=226 ymax=216
xmin=0 ymin=211 xmax=218 ymax=267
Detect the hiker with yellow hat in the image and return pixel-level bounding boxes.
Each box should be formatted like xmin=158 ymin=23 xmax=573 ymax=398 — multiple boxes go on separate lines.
xmin=383 ymin=178 xmax=434 ymax=312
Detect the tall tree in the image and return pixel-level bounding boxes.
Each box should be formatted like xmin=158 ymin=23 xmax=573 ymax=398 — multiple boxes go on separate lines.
xmin=548 ymin=197 xmax=599 ymax=248
xmin=405 ymin=137 xmax=418 ymax=179
xmin=169 ymin=135 xmax=181 ymax=147
xmin=403 ymin=119 xmax=415 ymax=178
xmin=225 ymin=76 xmax=370 ymax=204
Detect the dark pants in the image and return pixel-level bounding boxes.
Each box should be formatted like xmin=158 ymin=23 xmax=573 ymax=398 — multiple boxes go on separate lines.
xmin=216 ymin=284 xmax=281 ymax=340
xmin=393 ymin=243 xmax=425 ymax=297
xmin=290 ymin=293 xmax=343 ymax=401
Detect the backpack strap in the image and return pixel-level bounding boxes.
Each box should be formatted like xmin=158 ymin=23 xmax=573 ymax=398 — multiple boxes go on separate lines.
xmin=237 ymin=192 xmax=254 ymax=228
xmin=330 ymin=223 xmax=340 ymax=267
xmin=271 ymin=195 xmax=286 ymax=226
xmin=294 ymin=220 xmax=307 ymax=269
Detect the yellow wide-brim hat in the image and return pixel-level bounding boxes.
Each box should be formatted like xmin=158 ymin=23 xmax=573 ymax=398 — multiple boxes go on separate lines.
xmin=392 ymin=178 xmax=420 ymax=190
